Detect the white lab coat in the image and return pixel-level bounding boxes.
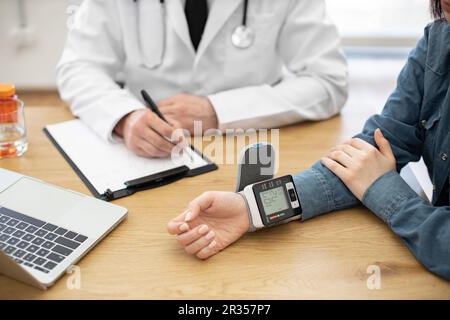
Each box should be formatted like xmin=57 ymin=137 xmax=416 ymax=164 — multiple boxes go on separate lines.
xmin=57 ymin=0 xmax=348 ymax=141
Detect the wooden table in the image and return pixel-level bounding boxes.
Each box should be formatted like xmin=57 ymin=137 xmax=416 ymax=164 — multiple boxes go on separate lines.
xmin=0 ymin=105 xmax=449 ymax=300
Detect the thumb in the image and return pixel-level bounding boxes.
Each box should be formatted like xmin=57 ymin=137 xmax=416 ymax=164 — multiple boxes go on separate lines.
xmin=185 ymin=192 xmax=215 ymax=222
xmin=374 ymin=128 xmax=394 ymax=159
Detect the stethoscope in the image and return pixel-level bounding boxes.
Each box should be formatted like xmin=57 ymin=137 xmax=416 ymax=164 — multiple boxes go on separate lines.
xmin=231 ymin=0 xmax=255 ymax=49
xmin=133 ymin=0 xmax=254 ymax=50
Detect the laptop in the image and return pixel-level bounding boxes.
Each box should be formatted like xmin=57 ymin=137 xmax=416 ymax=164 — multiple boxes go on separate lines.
xmin=0 ymin=168 xmax=128 ymax=289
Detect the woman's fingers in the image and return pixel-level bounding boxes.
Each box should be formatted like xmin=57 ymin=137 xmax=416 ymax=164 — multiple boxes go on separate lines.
xmin=167 ymin=221 xmax=190 ymax=235
xmin=168 ymin=191 xmax=216 ymax=237
xmin=331 ymin=144 xmax=363 ymax=158
xmin=186 ymin=192 xmax=215 ymax=222
xmin=177 ymin=224 xmax=210 ymax=246
xmin=348 ymin=138 xmax=373 ymax=152
xmin=374 ymin=128 xmax=395 ymax=160
xmin=184 ymin=229 xmax=216 ymax=255
xmin=196 ymin=240 xmax=219 ymax=260
xmin=327 ymin=150 xmax=353 ymax=168
xmin=167 ymin=210 xmax=191 ymax=235
xmin=321 ymin=157 xmax=348 ymax=179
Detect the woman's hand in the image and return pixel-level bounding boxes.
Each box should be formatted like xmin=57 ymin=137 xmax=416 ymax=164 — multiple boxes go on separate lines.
xmin=321 ymin=128 xmax=396 ymax=201
xmin=167 ymin=191 xmax=250 ymax=259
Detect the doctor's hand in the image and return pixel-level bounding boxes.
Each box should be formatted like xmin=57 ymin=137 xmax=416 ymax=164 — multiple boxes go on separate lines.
xmin=321 ymin=129 xmax=396 ymax=201
xmin=114 ymin=109 xmax=177 ymax=158
xmin=158 ymin=94 xmax=218 ymax=133
xmin=167 ymin=192 xmax=250 ymax=260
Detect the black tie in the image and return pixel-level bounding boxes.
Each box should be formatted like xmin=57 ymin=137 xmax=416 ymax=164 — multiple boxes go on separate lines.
xmin=185 ymin=0 xmax=208 ymax=51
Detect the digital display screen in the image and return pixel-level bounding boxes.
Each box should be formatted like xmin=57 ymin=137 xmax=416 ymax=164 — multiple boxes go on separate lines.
xmin=259 ymin=186 xmax=289 ymax=216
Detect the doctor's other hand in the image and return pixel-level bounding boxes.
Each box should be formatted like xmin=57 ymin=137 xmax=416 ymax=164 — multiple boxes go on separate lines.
xmin=114 ymin=109 xmax=176 ymax=158
xmin=321 ymin=128 xmax=396 ymax=201
xmin=167 ymin=191 xmax=250 ymax=260
xmin=158 ymin=94 xmax=218 ymax=133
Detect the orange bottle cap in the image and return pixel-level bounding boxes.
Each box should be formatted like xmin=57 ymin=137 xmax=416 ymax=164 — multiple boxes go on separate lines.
xmin=0 ymin=83 xmax=16 ymax=98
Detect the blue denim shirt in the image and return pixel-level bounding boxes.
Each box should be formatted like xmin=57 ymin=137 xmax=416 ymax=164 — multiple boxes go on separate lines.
xmin=294 ymin=20 xmax=450 ymax=280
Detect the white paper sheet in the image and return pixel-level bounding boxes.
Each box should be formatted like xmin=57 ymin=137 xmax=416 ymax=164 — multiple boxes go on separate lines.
xmin=46 ymin=120 xmax=209 ymax=195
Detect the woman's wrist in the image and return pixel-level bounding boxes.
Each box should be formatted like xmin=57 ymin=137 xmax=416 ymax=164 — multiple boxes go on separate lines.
xmin=237 ymin=192 xmax=257 ymax=232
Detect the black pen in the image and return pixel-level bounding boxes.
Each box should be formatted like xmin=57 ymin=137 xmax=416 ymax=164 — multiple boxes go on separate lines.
xmin=141 ymin=90 xmax=168 ymax=123
xmin=140 ymin=90 xmax=193 ymax=160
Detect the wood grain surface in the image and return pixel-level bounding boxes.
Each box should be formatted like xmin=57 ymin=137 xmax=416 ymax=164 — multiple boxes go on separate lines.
xmin=0 ymin=105 xmax=449 ymax=299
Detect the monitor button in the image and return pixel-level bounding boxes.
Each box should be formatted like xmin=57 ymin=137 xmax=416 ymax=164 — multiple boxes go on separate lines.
xmin=288 ymin=189 xmax=297 ymax=202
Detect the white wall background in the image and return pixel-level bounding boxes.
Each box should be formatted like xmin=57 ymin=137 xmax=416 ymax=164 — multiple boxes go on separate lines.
xmin=327 ymin=0 xmax=430 ymax=40
xmin=0 ymin=0 xmax=429 ymax=89
xmin=0 ymin=0 xmax=74 ymax=89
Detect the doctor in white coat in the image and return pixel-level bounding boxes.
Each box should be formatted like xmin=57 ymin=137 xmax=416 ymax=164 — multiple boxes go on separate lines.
xmin=57 ymin=0 xmax=348 ymax=158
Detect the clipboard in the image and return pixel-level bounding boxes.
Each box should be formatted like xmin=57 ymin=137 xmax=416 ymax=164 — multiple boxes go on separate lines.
xmin=43 ymin=120 xmax=217 ymax=201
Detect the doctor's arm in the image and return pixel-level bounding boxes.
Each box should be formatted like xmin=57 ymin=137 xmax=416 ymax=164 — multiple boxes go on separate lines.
xmin=207 ymin=0 xmax=348 ymax=129
xmin=57 ymin=0 xmax=174 ymax=157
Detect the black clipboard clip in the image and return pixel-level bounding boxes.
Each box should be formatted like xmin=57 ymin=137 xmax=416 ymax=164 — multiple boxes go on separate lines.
xmin=100 ymin=166 xmax=190 ymax=201
xmin=124 ymin=165 xmax=190 ymax=189
xmin=101 ymin=189 xmax=115 ymax=201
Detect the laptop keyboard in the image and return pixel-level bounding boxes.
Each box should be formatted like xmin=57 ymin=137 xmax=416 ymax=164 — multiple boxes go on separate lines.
xmin=0 ymin=207 xmax=88 ymax=274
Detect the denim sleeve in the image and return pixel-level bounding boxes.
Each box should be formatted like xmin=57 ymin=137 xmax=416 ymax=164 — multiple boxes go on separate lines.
xmin=363 ymin=171 xmax=450 ymax=280
xmin=355 ymin=26 xmax=429 ymax=171
xmin=294 ymin=161 xmax=360 ymax=220
xmin=294 ymin=27 xmax=430 ymax=220
xmin=294 ymin=163 xmax=450 ymax=281
xmin=292 ymin=26 xmax=450 ymax=280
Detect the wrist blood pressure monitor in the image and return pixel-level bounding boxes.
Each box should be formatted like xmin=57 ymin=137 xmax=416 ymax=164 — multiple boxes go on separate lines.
xmin=240 ymin=175 xmax=303 ymax=231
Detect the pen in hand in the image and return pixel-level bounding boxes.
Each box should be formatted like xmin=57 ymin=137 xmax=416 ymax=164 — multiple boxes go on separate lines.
xmin=141 ymin=90 xmax=168 ymax=123
xmin=140 ymin=90 xmax=191 ymax=159
xmin=141 ymin=89 xmax=178 ymax=145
